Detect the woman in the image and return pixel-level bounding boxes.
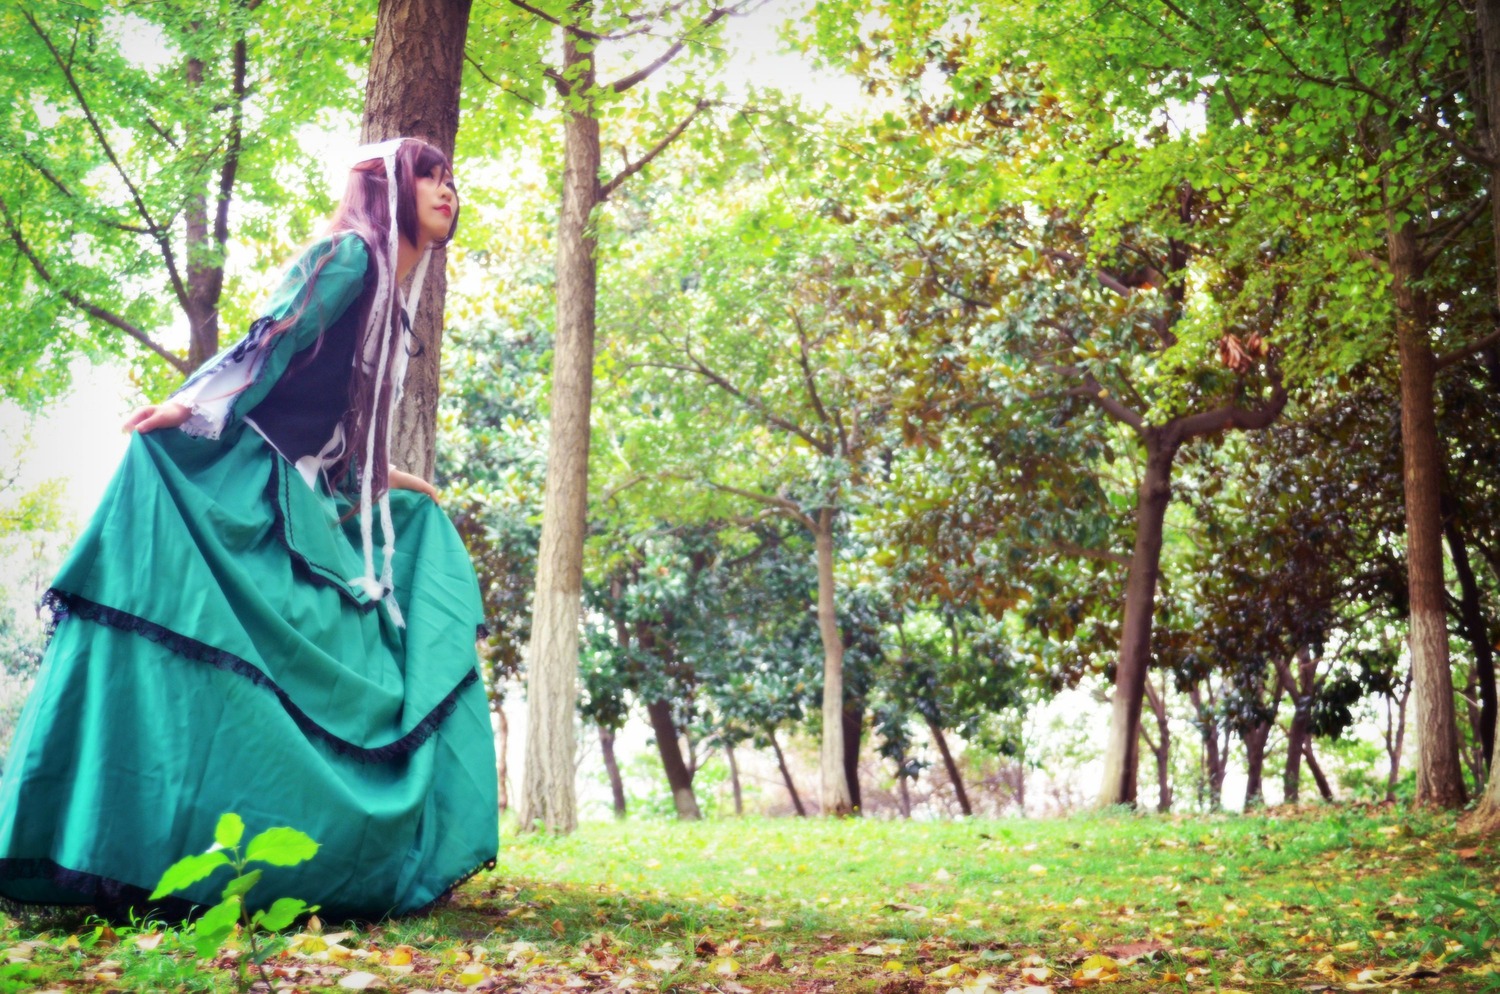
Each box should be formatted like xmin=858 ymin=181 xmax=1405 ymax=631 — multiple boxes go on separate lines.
xmin=0 ymin=138 xmax=498 ymax=919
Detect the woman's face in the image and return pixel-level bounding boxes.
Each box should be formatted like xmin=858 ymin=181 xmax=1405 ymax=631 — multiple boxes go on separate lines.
xmin=413 ymin=166 xmax=458 ymax=247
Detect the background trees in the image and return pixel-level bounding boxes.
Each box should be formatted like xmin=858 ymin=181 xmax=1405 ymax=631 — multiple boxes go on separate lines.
xmin=2 ymin=0 xmax=1497 ymax=828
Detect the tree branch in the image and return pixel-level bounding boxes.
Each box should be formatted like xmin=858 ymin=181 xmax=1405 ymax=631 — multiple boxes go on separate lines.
xmin=599 ymin=99 xmax=711 ymax=200
xmin=24 ymin=10 xmax=190 ymax=314
xmin=1435 ymin=327 xmax=1500 ymax=371
xmin=1419 ymin=193 xmax=1490 ymax=270
xmin=607 ymin=0 xmax=757 ymax=93
xmin=16 ymin=151 xmax=149 ymax=234
xmin=1167 ymin=367 xmax=1288 ymax=444
xmin=654 ymin=343 xmax=834 ymax=454
xmin=700 ymin=479 xmax=816 ymax=532
xmin=464 ymin=52 xmax=543 ymax=108
xmin=0 ymin=196 xmax=188 ymax=373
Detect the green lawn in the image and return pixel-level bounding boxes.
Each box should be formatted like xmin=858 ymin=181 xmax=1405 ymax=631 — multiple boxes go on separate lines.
xmin=4 ymin=807 xmax=1496 ymax=992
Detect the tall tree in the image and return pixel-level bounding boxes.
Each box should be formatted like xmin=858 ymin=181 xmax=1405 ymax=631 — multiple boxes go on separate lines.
xmin=360 ymin=0 xmax=473 ymax=478
xmin=500 ymin=0 xmax=753 ymax=834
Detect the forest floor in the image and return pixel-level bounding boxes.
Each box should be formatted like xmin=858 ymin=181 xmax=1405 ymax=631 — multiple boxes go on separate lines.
xmin=3 ymin=806 xmax=1497 ymax=993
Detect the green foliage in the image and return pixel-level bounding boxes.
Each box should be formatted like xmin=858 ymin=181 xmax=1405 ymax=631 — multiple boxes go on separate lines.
xmin=0 ymin=0 xmax=370 ymax=403
xmin=150 ymin=812 xmax=319 ymax=986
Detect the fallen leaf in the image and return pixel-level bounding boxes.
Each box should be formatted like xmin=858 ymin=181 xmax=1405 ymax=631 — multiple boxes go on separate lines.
xmin=339 ymin=972 xmax=383 ymax=990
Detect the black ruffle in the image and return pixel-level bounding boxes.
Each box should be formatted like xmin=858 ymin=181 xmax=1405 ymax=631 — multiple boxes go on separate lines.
xmin=45 ymin=591 xmax=480 ymax=764
xmin=0 ymin=855 xmax=497 ymax=924
xmin=0 ymin=857 xmax=195 ymax=922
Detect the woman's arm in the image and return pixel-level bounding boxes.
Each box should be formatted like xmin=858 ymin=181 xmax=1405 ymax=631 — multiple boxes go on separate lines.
xmin=388 ymin=467 xmax=438 ymax=500
xmin=122 ymin=401 xmax=191 ymax=434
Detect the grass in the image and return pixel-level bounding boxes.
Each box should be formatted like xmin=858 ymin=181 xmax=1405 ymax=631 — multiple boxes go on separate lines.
xmin=3 ymin=806 xmax=1497 ymax=992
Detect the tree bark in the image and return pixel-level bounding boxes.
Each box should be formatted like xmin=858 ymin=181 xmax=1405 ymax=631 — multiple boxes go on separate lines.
xmin=813 ymin=511 xmax=854 ymax=816
xmin=1189 ymin=682 xmax=1227 ymax=811
xmin=1279 ymin=649 xmax=1318 ymax=805
xmin=1243 ymin=719 xmax=1272 ymax=810
xmin=926 ymin=716 xmax=973 ymax=816
xmin=726 ymin=742 xmax=744 ymax=816
xmin=769 ymin=728 xmax=806 ymax=816
xmin=495 ymin=703 xmax=509 ymax=813
xmin=1098 ymin=433 xmax=1176 ymax=807
xmin=599 ymin=724 xmax=627 ymax=819
xmin=1302 ymin=739 xmax=1334 ymax=802
xmin=897 ymin=768 xmax=913 ymax=818
xmin=645 ymin=698 xmax=700 ymax=820
xmin=1387 ymin=217 xmax=1467 ymax=809
xmin=361 ymin=0 xmax=472 ymax=479
xmin=1386 ymin=669 xmax=1413 ymax=803
xmin=517 ymin=31 xmax=600 ymax=834
xmin=842 ymin=691 xmax=864 ymax=813
xmin=1446 ymin=514 xmax=1496 ymax=769
xmin=1143 ymin=675 xmax=1173 ymax=813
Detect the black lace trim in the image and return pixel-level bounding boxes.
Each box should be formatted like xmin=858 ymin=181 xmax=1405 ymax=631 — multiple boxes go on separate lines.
xmin=0 ymin=855 xmax=497 ymax=924
xmin=0 ymin=857 xmax=196 ymax=922
xmin=45 ymin=591 xmax=480 ymax=764
xmin=265 ymin=462 xmax=379 ymax=613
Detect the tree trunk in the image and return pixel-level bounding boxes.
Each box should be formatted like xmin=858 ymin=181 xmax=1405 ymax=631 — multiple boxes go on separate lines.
xmin=769 ymin=729 xmax=806 ymax=816
xmin=1189 ymin=682 xmax=1227 ymax=811
xmin=600 ymin=724 xmax=627 ymax=820
xmin=1302 ymin=740 xmax=1334 ymax=802
xmin=361 ymin=0 xmax=472 ymax=479
xmin=897 ymin=768 xmax=912 ymax=819
xmin=1387 ymin=669 xmax=1413 ymax=803
xmin=1479 ymin=0 xmax=1500 ymax=312
xmin=517 ymin=33 xmax=600 ymax=834
xmin=495 ymin=702 xmax=509 ymax=813
xmin=1387 ymin=217 xmax=1467 ymax=810
xmin=925 ymin=715 xmax=973 ymax=816
xmin=726 ymin=742 xmax=743 ymax=816
xmin=813 ymin=511 xmax=853 ymax=816
xmin=1243 ymin=720 xmax=1272 ymax=810
xmin=646 ymin=698 xmax=701 ymax=820
xmin=842 ymin=691 xmax=864 ymax=813
xmin=1098 ymin=433 xmax=1176 ymax=807
xmin=1280 ymin=649 xmax=1318 ymax=805
xmin=1446 ymin=515 xmax=1496 ymax=769
xmin=1143 ymin=676 xmax=1172 ymax=813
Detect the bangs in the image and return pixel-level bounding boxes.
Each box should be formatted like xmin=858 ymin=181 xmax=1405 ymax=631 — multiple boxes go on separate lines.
xmin=409 ymin=142 xmax=453 ymax=184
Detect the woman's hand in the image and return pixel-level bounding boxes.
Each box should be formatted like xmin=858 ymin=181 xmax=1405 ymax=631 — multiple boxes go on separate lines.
xmin=122 ymin=401 xmax=191 ymax=434
xmin=389 ymin=467 xmax=439 ymax=501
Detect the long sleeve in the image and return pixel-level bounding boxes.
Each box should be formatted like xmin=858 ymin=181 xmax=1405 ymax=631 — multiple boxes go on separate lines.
xmin=173 ymin=234 xmax=371 ymax=440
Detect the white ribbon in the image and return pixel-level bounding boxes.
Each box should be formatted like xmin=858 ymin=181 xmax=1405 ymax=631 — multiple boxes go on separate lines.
xmin=343 ymin=137 xmax=435 ymax=628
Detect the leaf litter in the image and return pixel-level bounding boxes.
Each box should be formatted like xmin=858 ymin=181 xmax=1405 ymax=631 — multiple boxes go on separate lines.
xmin=0 ymin=808 xmax=1493 ymax=992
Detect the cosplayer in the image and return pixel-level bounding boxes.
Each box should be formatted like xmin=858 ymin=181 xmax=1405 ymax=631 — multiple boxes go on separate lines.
xmin=0 ymin=138 xmax=498 ymax=918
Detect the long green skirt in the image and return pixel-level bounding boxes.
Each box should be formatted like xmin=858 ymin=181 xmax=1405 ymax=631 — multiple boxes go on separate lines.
xmin=0 ymin=426 xmax=498 ymax=919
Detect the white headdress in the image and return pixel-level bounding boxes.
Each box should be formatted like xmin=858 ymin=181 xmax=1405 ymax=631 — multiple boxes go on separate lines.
xmin=346 ymin=137 xmax=437 ymax=627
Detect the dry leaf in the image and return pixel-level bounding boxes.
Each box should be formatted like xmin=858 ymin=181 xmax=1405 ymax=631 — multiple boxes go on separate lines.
xmin=338 ymin=972 xmax=383 ymax=990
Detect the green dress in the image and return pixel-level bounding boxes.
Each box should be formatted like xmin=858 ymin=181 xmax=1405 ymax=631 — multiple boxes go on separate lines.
xmin=0 ymin=235 xmax=498 ymax=919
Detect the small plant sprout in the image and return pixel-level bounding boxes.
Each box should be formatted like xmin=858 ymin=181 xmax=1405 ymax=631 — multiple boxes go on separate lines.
xmin=150 ymin=812 xmax=319 ymax=989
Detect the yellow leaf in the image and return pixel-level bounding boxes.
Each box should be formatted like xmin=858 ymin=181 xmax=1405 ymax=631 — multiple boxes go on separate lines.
xmin=713 ymin=957 xmax=741 ymax=977
xmin=1335 ymin=940 xmax=1361 ymax=952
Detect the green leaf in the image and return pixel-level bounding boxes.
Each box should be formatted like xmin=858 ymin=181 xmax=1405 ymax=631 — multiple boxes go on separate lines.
xmin=149 ymin=850 xmax=231 ymax=900
xmin=252 ymin=897 xmax=311 ymax=932
xmin=213 ymin=812 xmax=245 ymax=851
xmin=190 ymin=897 xmax=242 ymax=958
xmin=244 ymin=827 xmax=320 ymax=867
xmin=220 ymin=868 xmax=262 ymax=901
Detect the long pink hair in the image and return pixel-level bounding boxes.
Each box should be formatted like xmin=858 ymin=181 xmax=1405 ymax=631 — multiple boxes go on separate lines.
xmin=268 ymin=139 xmax=458 ymax=497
